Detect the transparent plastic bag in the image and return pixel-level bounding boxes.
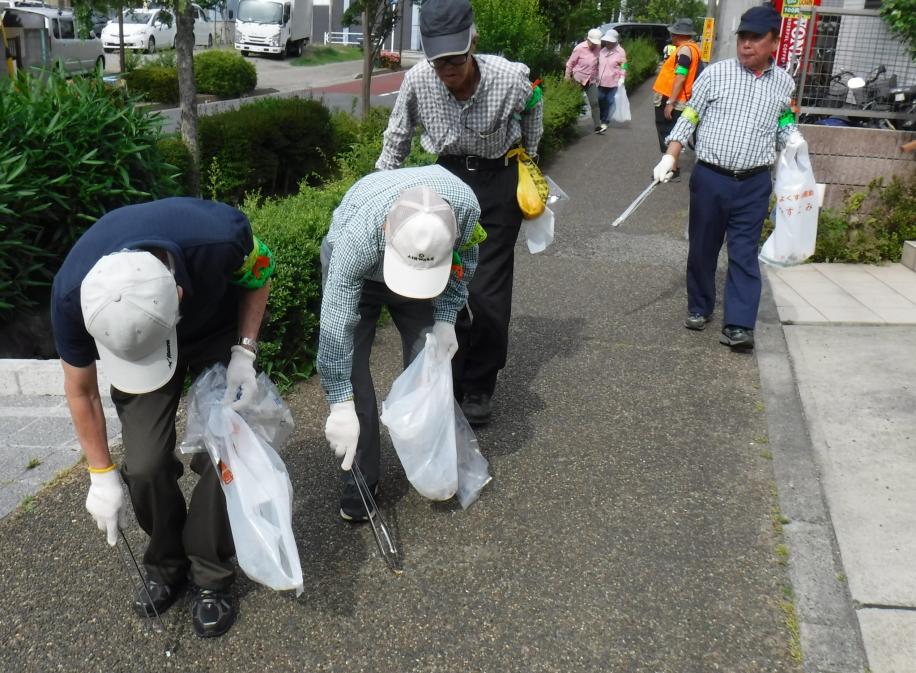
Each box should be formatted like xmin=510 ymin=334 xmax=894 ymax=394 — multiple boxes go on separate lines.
xmin=181 ymin=365 xmax=303 ymax=595
xmin=380 ymin=333 xmax=458 ymax=501
xmin=524 ymin=206 xmax=554 ymax=254
xmin=760 ymin=137 xmax=819 ymax=267
xmin=611 ymin=82 xmax=631 ymax=122
xmin=454 ymin=401 xmax=491 ymax=509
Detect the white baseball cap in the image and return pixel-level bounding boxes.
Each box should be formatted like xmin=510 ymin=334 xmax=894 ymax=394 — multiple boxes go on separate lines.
xmin=603 ymin=29 xmax=619 ymax=43
xmin=80 ymin=250 xmax=180 ymax=394
xmin=383 ymin=186 xmax=458 ymax=299
xmin=587 ymin=28 xmax=603 ymax=45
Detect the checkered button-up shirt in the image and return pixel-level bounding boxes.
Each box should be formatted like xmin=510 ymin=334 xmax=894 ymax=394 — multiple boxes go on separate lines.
xmin=318 ymin=165 xmax=481 ymax=403
xmin=667 ymin=58 xmax=799 ymax=171
xmin=376 ymin=55 xmax=544 ymax=170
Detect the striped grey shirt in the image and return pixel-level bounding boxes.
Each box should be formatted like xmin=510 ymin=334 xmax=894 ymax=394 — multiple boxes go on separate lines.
xmin=376 ymin=55 xmax=544 ymax=170
xmin=667 ymin=58 xmax=798 ymax=171
xmin=318 ymin=165 xmax=481 ymax=403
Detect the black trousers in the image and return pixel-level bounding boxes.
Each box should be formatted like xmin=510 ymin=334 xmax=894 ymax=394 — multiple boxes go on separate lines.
xmin=654 ymin=101 xmax=683 ymax=153
xmin=438 ymin=157 xmax=524 ymax=400
xmin=111 ymin=324 xmax=237 ymax=590
xmin=347 ymin=279 xmax=434 ymax=487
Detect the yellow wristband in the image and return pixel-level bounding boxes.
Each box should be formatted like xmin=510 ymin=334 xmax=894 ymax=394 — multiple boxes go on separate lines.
xmin=88 ymin=463 xmax=117 ymax=474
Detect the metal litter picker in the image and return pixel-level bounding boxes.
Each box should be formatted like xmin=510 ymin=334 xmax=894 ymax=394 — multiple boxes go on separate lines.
xmin=352 ymin=463 xmax=402 ymax=575
xmin=610 ymin=179 xmax=660 ymax=227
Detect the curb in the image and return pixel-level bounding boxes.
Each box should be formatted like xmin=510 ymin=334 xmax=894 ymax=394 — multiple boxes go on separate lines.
xmin=0 ymin=359 xmax=112 ymax=397
xmin=756 ymin=279 xmax=870 ymax=673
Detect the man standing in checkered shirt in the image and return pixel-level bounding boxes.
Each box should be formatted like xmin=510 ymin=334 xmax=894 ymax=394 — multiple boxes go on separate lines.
xmin=376 ymin=0 xmax=544 ymax=427
xmin=652 ymin=5 xmax=804 ymax=351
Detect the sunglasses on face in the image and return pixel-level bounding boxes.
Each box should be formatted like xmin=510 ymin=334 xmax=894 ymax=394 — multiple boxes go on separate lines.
xmin=429 ymin=52 xmax=470 ymax=69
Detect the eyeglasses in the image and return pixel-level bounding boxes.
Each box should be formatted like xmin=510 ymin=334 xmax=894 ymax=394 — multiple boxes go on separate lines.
xmin=429 ymin=52 xmax=470 ymax=69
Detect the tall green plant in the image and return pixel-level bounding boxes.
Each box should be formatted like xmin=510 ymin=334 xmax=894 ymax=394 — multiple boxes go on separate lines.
xmin=472 ymin=0 xmax=551 ymax=73
xmin=0 ymin=70 xmax=179 ymax=313
xmin=880 ymin=0 xmax=916 ymax=59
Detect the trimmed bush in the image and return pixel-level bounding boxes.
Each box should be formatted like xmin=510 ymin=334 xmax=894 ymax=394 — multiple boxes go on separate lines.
xmin=539 ymin=74 xmax=586 ymax=161
xmin=123 ymin=66 xmax=180 ymax=104
xmin=156 ymin=136 xmax=195 ymax=195
xmin=198 ymin=97 xmax=337 ymax=203
xmin=623 ymin=38 xmax=662 ymax=89
xmin=195 ymin=49 xmax=257 ymax=98
xmin=0 ymin=70 xmax=178 ymax=313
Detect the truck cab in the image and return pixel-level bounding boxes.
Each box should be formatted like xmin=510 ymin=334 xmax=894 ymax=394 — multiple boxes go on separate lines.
xmin=233 ymin=0 xmax=311 ymax=58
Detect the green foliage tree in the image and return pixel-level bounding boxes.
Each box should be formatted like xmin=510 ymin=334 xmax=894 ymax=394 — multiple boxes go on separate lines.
xmin=536 ymin=0 xmax=611 ymax=47
xmin=880 ymin=0 xmax=916 ymax=59
xmin=472 ymin=0 xmax=560 ymax=76
xmin=629 ymin=0 xmax=707 ymax=26
xmin=342 ymin=0 xmax=408 ymax=117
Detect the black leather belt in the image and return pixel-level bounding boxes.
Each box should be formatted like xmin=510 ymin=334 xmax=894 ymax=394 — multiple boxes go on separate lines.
xmin=438 ymin=154 xmax=514 ymax=172
xmin=698 ymin=160 xmax=770 ymax=180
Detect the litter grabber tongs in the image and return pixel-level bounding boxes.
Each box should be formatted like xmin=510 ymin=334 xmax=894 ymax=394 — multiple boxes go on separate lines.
xmin=115 ymin=527 xmax=179 ymax=658
xmin=352 ymin=462 xmax=403 ymax=575
xmin=610 ymin=178 xmax=660 ymax=227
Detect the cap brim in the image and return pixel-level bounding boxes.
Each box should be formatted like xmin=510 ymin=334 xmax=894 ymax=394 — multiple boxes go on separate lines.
xmin=383 ymin=247 xmax=451 ymax=300
xmin=736 ymin=23 xmax=768 ymax=34
xmin=588 ymin=38 xmax=601 ymax=45
xmin=421 ymin=28 xmax=472 ymax=60
xmin=95 ymin=327 xmax=179 ymax=394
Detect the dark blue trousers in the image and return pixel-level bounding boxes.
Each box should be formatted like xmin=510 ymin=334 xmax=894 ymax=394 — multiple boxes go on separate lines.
xmin=686 ymin=163 xmax=772 ymax=330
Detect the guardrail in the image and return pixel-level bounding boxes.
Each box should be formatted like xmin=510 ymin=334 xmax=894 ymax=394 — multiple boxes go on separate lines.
xmin=323 ymin=31 xmax=362 ymax=46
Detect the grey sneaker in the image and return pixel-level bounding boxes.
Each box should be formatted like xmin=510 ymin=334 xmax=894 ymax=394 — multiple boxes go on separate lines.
xmin=720 ymin=326 xmax=755 ymax=350
xmin=684 ymin=313 xmax=710 ymax=331
xmin=460 ymin=392 xmax=492 ymax=427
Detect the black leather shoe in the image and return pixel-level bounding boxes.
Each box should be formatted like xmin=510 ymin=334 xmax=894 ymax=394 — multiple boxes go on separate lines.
xmin=339 ymin=479 xmax=378 ymax=523
xmin=190 ymin=586 xmax=236 ymax=638
xmin=684 ymin=313 xmax=711 ymax=331
xmin=720 ymin=326 xmax=755 ymax=350
xmin=461 ymin=392 xmax=492 ymax=427
xmin=134 ymin=577 xmax=185 ymax=618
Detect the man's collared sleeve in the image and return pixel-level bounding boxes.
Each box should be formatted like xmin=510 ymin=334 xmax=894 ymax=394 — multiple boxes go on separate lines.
xmin=667 ymin=65 xmax=711 ymax=146
xmin=522 ymin=97 xmax=544 ymax=157
xmin=317 ymin=228 xmax=376 ymax=403
xmin=433 ymin=194 xmax=481 ymax=324
xmin=376 ymin=74 xmax=420 ymax=171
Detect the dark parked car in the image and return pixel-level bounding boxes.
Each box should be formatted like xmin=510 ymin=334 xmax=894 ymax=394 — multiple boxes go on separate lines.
xmin=598 ymin=22 xmax=670 ymax=54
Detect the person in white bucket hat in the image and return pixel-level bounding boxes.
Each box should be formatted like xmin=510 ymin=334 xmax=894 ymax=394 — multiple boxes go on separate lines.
xmin=566 ymin=27 xmax=604 ymax=132
xmin=51 ymin=197 xmax=274 ymax=639
xmin=318 ymin=165 xmax=481 ymax=522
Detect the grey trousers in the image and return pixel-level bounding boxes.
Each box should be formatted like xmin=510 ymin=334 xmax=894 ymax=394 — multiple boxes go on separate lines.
xmin=111 ymin=324 xmax=237 ymax=590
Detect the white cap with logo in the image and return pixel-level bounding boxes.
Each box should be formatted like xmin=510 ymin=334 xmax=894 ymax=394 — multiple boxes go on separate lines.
xmin=383 ymin=185 xmax=458 ymax=299
xmin=80 ymin=250 xmax=180 ymax=394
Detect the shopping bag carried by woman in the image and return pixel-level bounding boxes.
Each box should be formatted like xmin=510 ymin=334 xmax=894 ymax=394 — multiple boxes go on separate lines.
xmin=760 ymin=133 xmax=819 ymax=267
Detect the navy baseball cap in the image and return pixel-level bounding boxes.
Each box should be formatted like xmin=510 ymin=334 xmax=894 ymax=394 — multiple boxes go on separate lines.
xmin=737 ymin=5 xmax=781 ymax=35
xmin=420 ymin=0 xmax=475 ymax=61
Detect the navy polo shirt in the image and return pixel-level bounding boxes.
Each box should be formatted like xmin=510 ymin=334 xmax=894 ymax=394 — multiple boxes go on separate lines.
xmin=52 ymin=197 xmax=254 ymax=368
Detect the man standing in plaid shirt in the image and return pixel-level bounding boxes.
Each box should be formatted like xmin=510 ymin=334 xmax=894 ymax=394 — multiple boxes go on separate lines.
xmin=376 ymin=0 xmax=544 ymax=427
xmin=653 ymin=5 xmax=804 ymax=351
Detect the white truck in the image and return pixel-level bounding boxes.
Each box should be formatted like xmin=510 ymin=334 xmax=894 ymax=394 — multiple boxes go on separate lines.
xmin=233 ymin=0 xmax=311 ymax=58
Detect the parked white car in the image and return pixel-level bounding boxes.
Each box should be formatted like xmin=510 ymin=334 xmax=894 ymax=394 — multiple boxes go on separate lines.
xmin=101 ymin=5 xmax=212 ymax=54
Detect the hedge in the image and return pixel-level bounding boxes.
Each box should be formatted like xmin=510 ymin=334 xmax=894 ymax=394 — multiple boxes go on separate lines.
xmin=195 ymin=50 xmax=257 ymax=98
xmin=123 ymin=66 xmax=180 ymax=104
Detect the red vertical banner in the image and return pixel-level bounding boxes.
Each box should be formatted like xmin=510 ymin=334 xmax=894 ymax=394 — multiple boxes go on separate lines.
xmin=775 ymin=0 xmax=821 ymax=71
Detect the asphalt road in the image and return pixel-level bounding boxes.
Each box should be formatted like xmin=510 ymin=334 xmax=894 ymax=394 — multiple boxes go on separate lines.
xmin=0 ymin=82 xmax=799 ymax=673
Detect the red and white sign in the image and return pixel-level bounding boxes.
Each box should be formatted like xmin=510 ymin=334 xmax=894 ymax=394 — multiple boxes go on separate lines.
xmin=774 ymin=0 xmax=821 ymax=70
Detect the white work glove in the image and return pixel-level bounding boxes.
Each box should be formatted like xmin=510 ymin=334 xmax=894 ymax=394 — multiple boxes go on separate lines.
xmin=652 ymin=154 xmax=676 ymax=183
xmin=325 ymin=400 xmax=359 ymax=471
xmin=430 ymin=320 xmax=458 ymax=361
xmin=223 ymin=345 xmax=257 ymax=411
xmin=85 ymin=469 xmax=125 ymax=546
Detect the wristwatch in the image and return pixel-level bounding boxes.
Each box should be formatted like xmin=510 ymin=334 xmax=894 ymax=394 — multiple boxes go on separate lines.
xmin=237 ymin=337 xmax=258 ymax=355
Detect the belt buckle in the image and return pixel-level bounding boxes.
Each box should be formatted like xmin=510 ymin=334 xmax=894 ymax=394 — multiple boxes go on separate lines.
xmin=465 ymin=156 xmax=479 ymax=172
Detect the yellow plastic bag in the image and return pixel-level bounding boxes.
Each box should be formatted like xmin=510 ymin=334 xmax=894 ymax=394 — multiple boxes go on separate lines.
xmin=508 ymin=148 xmax=548 ymax=219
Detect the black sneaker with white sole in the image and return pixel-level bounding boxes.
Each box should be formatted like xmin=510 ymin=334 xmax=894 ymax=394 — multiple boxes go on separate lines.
xmin=190 ymin=586 xmax=236 ymax=638
xmin=684 ymin=313 xmax=711 ymax=331
xmin=340 ymin=479 xmax=378 ymax=522
xmin=135 ymin=577 xmax=186 ymax=618
xmin=720 ymin=325 xmax=755 ymax=350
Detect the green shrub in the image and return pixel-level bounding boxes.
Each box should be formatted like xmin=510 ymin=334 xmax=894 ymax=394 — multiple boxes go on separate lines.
xmin=198 ymin=97 xmax=337 ymax=203
xmin=0 ymin=71 xmax=179 ymax=313
xmin=622 ymin=38 xmax=661 ymax=89
xmin=242 ymin=180 xmax=349 ymax=386
xmin=539 ymin=74 xmax=585 ymax=161
xmin=156 ymin=136 xmax=195 ymax=195
xmin=123 ymin=66 xmax=179 ymax=103
xmin=195 ymin=49 xmax=257 ymax=98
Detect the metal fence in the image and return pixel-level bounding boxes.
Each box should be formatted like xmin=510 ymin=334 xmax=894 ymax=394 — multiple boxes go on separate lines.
xmin=324 ymin=30 xmax=362 ymax=46
xmin=795 ymin=7 xmax=916 ymax=127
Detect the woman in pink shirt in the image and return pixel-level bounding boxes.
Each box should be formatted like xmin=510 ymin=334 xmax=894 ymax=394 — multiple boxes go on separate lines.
xmin=597 ymin=29 xmax=628 ymax=132
xmin=565 ymin=28 xmax=602 ymax=133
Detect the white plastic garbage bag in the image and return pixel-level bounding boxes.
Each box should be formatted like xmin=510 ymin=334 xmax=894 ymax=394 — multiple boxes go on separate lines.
xmin=610 ymin=83 xmax=631 ymax=123
xmin=524 ymin=176 xmax=570 ymax=254
xmin=181 ymin=365 xmax=303 ymax=595
xmin=760 ymin=136 xmax=819 ymax=267
xmin=380 ymin=333 xmax=458 ymax=501
xmin=454 ymin=401 xmax=491 ymax=509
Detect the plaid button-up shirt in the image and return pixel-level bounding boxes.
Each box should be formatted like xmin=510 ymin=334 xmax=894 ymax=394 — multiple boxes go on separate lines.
xmin=667 ymin=58 xmax=799 ymax=171
xmin=318 ymin=165 xmax=481 ymax=403
xmin=376 ymin=55 xmax=544 ymax=169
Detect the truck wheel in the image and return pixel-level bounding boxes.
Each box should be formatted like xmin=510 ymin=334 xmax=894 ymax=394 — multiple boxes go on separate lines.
xmin=286 ymin=39 xmax=302 ymax=57
xmin=207 ymin=34 xmax=213 ymax=48
xmin=240 ymin=50 xmax=249 ymax=56
xmin=146 ymin=37 xmax=156 ymax=54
